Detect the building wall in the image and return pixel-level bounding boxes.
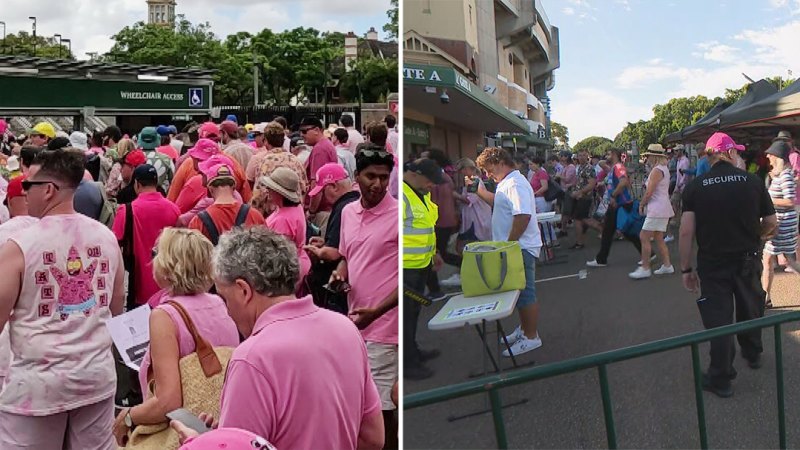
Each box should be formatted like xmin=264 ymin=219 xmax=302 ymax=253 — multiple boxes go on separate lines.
xmin=475 ymin=0 xmax=499 ymax=90
xmin=405 ymin=0 xmax=468 ymax=45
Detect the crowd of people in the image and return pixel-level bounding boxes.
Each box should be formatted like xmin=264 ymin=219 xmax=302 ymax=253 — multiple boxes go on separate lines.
xmin=0 ymin=113 xmax=399 ymax=449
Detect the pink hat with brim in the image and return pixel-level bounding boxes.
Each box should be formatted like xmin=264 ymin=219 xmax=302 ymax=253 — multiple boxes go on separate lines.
xmin=309 ymin=163 xmax=348 ymax=197
xmin=179 ymin=428 xmax=276 ymax=450
xmin=188 ymin=139 xmax=221 ymax=162
xmin=199 ymin=154 xmax=237 ymax=181
xmin=706 ymin=132 xmax=745 ymax=153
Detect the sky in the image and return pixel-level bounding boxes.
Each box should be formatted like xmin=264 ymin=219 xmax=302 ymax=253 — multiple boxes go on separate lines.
xmin=542 ymin=0 xmax=800 ymax=143
xmin=1 ymin=0 xmax=392 ymax=59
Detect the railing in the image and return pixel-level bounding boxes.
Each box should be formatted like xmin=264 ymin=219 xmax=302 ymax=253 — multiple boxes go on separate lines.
xmin=404 ymin=311 xmax=800 ymax=449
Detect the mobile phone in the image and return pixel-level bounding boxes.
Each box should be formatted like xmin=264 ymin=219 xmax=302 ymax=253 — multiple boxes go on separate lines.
xmin=166 ymin=408 xmax=212 ymax=435
xmin=324 ymin=279 xmax=351 ymax=293
xmin=467 ymin=176 xmax=479 ymax=193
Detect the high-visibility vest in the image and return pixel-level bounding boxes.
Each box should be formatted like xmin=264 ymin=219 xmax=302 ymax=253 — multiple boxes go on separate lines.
xmin=402 ymin=182 xmax=438 ymax=269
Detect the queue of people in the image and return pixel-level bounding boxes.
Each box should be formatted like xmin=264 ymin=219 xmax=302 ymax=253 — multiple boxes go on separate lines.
xmin=0 ymin=113 xmax=400 ymax=449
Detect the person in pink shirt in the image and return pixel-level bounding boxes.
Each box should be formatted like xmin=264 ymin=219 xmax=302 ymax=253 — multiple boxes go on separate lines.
xmin=300 ymin=116 xmax=338 ymax=189
xmin=261 ymin=167 xmax=310 ymax=293
xmin=0 ymin=148 xmax=124 ymax=449
xmin=112 ymin=228 xmax=239 ymax=447
xmin=112 ymin=164 xmax=181 ymax=308
xmin=331 ymin=148 xmax=398 ymax=448
xmin=206 ymin=227 xmax=384 ymax=450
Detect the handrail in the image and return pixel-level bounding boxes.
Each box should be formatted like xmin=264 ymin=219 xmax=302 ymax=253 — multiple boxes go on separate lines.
xmin=405 ymin=311 xmax=800 ymax=449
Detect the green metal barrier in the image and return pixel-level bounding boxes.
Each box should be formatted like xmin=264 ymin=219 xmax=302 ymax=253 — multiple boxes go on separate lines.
xmin=404 ymin=311 xmax=800 ymax=449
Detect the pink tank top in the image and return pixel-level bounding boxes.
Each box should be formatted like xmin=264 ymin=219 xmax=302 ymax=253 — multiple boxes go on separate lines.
xmin=645 ymin=165 xmax=675 ymax=219
xmin=139 ymin=293 xmax=240 ymax=395
xmin=2 ymin=214 xmax=121 ymax=416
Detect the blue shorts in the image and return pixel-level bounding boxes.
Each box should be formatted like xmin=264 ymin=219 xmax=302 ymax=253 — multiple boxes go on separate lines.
xmin=518 ymin=250 xmax=537 ymax=308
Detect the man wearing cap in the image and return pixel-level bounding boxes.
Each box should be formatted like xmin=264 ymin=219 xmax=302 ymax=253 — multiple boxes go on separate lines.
xmin=188 ymin=164 xmax=264 ymax=244
xmin=155 ymin=125 xmax=179 ymax=162
xmin=29 ymin=122 xmax=55 ymax=147
xmin=138 ymin=127 xmax=175 ymax=193
xmin=220 ymin=120 xmax=253 ymax=172
xmin=116 ymin=149 xmax=148 ymax=205
xmin=304 ymin=163 xmax=360 ymax=314
xmin=301 ymin=117 xmax=337 ymax=188
xmin=112 ymin=164 xmax=180 ymax=308
xmin=679 ymin=132 xmax=778 ymax=398
xmin=474 ymin=147 xmax=544 ymax=358
xmin=402 ymin=158 xmax=446 ymax=380
xmin=250 ymin=124 xmax=308 ymax=218
xmin=332 ymin=149 xmax=398 ymax=447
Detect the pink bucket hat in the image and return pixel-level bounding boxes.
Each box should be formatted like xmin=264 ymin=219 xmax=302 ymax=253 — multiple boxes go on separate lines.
xmin=179 ymin=428 xmax=276 ymax=450
xmin=706 ymin=132 xmax=745 ymax=153
xmin=309 ymin=163 xmax=348 ymax=197
xmin=199 ymin=153 xmax=236 ymax=181
xmin=188 ymin=139 xmax=221 ymax=162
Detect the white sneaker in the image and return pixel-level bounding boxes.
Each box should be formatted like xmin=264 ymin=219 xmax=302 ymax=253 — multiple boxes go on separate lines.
xmin=629 ymin=267 xmax=652 ymax=279
xmin=664 ymin=235 xmax=675 ymax=243
xmin=440 ymin=274 xmax=462 ymax=287
xmin=638 ymin=254 xmax=658 ymax=266
xmin=586 ymin=259 xmax=607 ymax=267
xmin=654 ymin=265 xmax=675 ymax=275
xmin=500 ymin=325 xmax=524 ymax=345
xmin=502 ymin=334 xmax=542 ymax=357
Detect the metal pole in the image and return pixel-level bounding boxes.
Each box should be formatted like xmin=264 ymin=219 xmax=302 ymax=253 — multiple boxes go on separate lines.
xmin=252 ymin=52 xmax=259 ymax=107
xmin=598 ymin=365 xmax=617 ymax=449
xmin=488 ymin=389 xmax=508 ymax=449
xmin=54 ymin=34 xmax=61 ymax=59
xmin=63 ymin=39 xmax=71 ymax=59
xmin=690 ymin=343 xmax=708 ymax=449
xmin=775 ymin=325 xmax=786 ymax=449
xmin=29 ymin=17 xmax=36 ymax=56
xmin=0 ymin=22 xmax=5 ymax=54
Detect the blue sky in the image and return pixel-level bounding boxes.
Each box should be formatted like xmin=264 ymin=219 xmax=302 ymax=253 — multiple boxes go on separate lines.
xmin=543 ymin=0 xmax=800 ymax=143
xmin=3 ymin=0 xmax=393 ymax=60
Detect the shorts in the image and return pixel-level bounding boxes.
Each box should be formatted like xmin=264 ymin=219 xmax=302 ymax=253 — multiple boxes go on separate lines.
xmin=518 ymin=249 xmax=537 ymax=308
xmin=366 ymin=342 xmax=398 ymax=410
xmin=642 ymin=217 xmax=669 ymax=232
xmin=0 ymin=396 xmax=115 ymax=450
xmin=572 ymin=198 xmax=592 ymax=220
xmin=562 ymin=195 xmax=575 ymax=216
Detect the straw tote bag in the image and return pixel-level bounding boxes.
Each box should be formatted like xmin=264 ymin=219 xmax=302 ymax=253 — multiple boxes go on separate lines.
xmin=124 ymin=301 xmax=234 ymax=450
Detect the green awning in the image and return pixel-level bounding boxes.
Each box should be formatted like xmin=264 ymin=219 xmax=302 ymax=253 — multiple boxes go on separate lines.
xmin=403 ymin=64 xmax=528 ymax=133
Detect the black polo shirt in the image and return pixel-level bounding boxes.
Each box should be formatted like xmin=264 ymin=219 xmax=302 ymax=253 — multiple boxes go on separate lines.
xmin=682 ymin=160 xmax=775 ymax=257
xmin=324 ymin=190 xmax=362 ymax=249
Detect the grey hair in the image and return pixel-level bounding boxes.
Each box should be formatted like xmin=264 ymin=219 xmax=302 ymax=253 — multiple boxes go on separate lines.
xmin=213 ymin=227 xmax=299 ymax=296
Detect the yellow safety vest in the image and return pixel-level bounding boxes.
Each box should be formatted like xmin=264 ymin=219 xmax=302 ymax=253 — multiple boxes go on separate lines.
xmin=402 ymin=182 xmax=438 ymax=269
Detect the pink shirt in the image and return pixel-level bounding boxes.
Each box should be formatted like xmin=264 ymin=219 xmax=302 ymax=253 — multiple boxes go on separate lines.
xmin=218 ymin=296 xmax=380 ymax=450
xmin=112 ymin=192 xmax=181 ymax=305
xmin=429 ymin=173 xmax=458 ymax=229
xmin=138 ymin=293 xmax=240 ymax=394
xmin=644 ymin=165 xmax=674 ymax=219
xmin=0 ymin=217 xmax=40 ymax=380
xmin=530 ymin=168 xmax=549 ymax=196
xmin=306 ymin=139 xmax=338 ymax=183
xmin=265 ymin=205 xmax=310 ymax=285
xmin=4 ymin=214 xmax=120 ymax=415
xmin=157 ymin=145 xmax=179 ymax=162
xmin=175 ymin=175 xmax=207 ymax=214
xmin=339 ymin=193 xmax=398 ymax=344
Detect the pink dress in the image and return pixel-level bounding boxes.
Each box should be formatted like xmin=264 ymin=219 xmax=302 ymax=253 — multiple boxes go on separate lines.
xmin=265 ymin=205 xmax=310 ymax=289
xmin=138 ymin=293 xmax=240 ymax=394
xmin=644 ymin=165 xmax=675 ymax=219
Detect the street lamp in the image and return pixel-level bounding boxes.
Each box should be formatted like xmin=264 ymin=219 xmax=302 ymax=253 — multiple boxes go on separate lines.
xmin=29 ymin=16 xmax=36 ymax=57
xmin=62 ymin=38 xmax=71 ymax=59
xmin=0 ymin=22 xmax=6 ymax=55
xmin=54 ymin=34 xmax=62 ymax=58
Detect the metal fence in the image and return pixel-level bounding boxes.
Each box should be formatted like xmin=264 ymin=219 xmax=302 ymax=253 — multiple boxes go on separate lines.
xmin=212 ymin=105 xmax=361 ymax=130
xmin=404 ymin=311 xmax=800 ymax=449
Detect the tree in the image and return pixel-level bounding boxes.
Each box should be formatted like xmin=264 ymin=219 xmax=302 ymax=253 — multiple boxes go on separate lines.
xmin=0 ymin=32 xmax=72 ymax=59
xmin=573 ymin=136 xmax=613 ymax=156
xmin=551 ymin=121 xmax=569 ymax=147
xmin=383 ymin=0 xmax=399 ymax=40
xmin=339 ymin=57 xmax=398 ymax=103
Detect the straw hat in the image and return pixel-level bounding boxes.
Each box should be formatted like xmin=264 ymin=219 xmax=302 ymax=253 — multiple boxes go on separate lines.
xmin=641 ymin=143 xmax=667 ymax=157
xmin=259 ymin=167 xmax=301 ymax=203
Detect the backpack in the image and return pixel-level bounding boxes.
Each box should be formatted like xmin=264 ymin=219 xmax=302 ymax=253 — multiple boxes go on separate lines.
xmin=94 ymin=181 xmax=118 ymax=229
xmin=543 ymin=173 xmax=564 ymax=202
xmin=197 ymin=204 xmax=251 ymax=245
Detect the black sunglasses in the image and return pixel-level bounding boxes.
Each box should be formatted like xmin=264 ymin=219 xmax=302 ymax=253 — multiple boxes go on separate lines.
xmin=358 ymin=149 xmax=393 ymax=159
xmin=22 ymin=180 xmax=60 ymax=191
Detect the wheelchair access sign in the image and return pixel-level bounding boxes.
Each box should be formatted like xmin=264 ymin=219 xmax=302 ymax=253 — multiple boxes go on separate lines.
xmin=188 ymin=88 xmax=204 ymax=108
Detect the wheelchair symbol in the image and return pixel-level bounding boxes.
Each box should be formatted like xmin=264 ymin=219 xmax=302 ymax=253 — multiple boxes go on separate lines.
xmin=189 ymin=88 xmax=203 ymax=107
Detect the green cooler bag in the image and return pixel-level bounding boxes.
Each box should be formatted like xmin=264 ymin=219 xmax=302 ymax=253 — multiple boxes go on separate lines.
xmin=461 ymin=241 xmax=526 ymax=297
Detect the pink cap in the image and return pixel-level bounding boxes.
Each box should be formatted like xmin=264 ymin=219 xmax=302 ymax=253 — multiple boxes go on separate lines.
xmin=199 ymin=121 xmax=220 ymax=140
xmin=309 ymin=163 xmax=348 ymax=197
xmin=188 ymin=139 xmax=221 ymax=162
xmin=706 ymin=132 xmax=745 ymax=153
xmin=179 ymin=428 xmax=276 ymax=450
xmin=199 ymin=154 xmax=236 ymax=177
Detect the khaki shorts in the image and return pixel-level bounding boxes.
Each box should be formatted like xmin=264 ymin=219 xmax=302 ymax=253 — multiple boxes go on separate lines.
xmin=0 ymin=396 xmax=115 ymax=450
xmin=366 ymin=342 xmax=398 ymax=411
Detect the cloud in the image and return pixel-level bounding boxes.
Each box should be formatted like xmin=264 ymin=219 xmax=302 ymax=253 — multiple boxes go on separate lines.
xmin=563 ymin=0 xmax=597 ymax=22
xmin=0 ymin=0 xmax=390 ymax=59
xmin=692 ymin=41 xmax=740 ymax=63
xmin=562 ymin=7 xmax=576 ymax=15
xmin=616 ymin=63 xmax=692 ymax=89
xmin=551 ymin=88 xmax=652 ymax=142
xmin=615 ymin=0 xmax=632 ymax=11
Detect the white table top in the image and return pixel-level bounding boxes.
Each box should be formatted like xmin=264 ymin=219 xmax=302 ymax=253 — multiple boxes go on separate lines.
xmin=536 ymin=212 xmax=562 ymax=224
xmin=428 ymin=290 xmax=520 ymax=330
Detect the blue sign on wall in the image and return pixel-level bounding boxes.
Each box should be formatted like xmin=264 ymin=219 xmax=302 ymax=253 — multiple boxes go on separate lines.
xmin=188 ymin=88 xmax=204 ymax=108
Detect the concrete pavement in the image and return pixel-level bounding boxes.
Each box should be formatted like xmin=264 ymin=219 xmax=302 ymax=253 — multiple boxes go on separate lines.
xmin=404 ymin=234 xmax=800 ymax=449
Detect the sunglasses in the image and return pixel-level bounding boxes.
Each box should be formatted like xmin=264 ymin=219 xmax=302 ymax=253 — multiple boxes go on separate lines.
xmin=22 ymin=180 xmax=60 ymax=191
xmin=358 ymin=149 xmax=393 ymax=159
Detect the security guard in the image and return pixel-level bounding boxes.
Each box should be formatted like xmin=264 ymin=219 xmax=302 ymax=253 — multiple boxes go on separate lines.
xmin=403 ymin=158 xmax=445 ymax=380
xmin=679 ymin=132 xmax=778 ymax=398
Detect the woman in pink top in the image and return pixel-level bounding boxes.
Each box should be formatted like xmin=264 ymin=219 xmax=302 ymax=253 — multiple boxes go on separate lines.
xmin=259 ymin=168 xmax=310 ymax=293
xmin=113 ymin=228 xmax=239 ymax=446
xmin=629 ymin=146 xmax=675 ymax=280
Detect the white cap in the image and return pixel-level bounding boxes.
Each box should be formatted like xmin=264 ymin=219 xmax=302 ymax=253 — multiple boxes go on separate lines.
xmin=253 ymin=122 xmax=268 ymax=134
xmin=6 ymin=155 xmax=20 ymax=172
xmin=55 ymin=130 xmax=69 ymax=139
xmin=69 ymin=131 xmax=88 ymax=150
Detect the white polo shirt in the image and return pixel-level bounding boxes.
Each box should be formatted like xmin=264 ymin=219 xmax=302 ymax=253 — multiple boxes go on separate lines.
xmin=492 ymin=170 xmax=542 ymax=258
